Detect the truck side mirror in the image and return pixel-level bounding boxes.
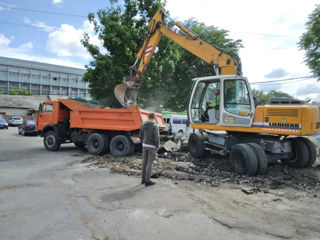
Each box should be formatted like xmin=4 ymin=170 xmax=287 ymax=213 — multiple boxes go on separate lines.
xmin=39 ymin=103 xmax=43 ymax=113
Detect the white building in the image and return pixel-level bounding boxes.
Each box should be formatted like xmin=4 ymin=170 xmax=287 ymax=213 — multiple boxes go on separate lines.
xmin=0 ymin=56 xmax=89 ymax=97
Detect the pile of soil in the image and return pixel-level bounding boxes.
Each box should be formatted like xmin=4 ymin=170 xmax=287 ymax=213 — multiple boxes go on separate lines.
xmin=81 ymin=147 xmax=320 ymax=197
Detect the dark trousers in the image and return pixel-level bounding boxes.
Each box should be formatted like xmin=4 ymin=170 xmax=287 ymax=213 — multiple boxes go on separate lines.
xmin=142 ymin=147 xmax=157 ymax=182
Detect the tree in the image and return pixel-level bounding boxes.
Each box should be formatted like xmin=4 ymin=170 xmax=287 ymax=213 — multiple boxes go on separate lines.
xmin=82 ymin=0 xmax=169 ymax=107
xmin=252 ymin=89 xmax=294 ymax=104
xmin=165 ymin=20 xmax=242 ymax=111
xmin=82 ymin=0 xmax=242 ymax=111
xmin=299 ymin=4 xmax=320 ymax=80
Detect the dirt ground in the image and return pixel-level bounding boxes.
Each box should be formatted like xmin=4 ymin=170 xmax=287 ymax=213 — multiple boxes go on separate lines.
xmin=81 ymin=136 xmax=320 ymax=201
xmin=2 ymin=127 xmax=320 ymax=239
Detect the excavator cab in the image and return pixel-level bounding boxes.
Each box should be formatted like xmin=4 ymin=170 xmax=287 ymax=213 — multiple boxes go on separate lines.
xmin=188 ymin=75 xmax=255 ymax=128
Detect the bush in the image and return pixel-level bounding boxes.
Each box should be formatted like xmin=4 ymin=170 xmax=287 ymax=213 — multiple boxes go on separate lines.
xmin=8 ymin=88 xmax=32 ymax=95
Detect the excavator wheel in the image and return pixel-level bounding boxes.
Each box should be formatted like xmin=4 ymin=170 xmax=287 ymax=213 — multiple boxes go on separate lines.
xmin=296 ymin=137 xmax=316 ymax=167
xmin=188 ymin=132 xmax=205 ymax=158
xmin=282 ymin=138 xmax=309 ymax=168
xmin=247 ymin=143 xmax=268 ymax=175
xmin=230 ymin=143 xmax=258 ymax=176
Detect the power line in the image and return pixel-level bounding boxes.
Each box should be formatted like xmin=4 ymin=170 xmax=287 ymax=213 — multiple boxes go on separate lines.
xmin=0 ymin=20 xmax=35 ymax=28
xmin=251 ymin=76 xmax=316 ymax=85
xmin=0 ymin=5 xmax=303 ymax=39
xmin=0 ymin=4 xmax=86 ymax=18
xmin=232 ymin=31 xmax=298 ymax=39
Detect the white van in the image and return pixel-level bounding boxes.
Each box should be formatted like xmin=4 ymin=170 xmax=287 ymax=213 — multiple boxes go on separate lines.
xmin=162 ymin=114 xmax=188 ymax=135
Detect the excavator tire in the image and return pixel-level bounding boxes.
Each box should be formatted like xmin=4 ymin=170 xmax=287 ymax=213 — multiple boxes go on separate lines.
xmin=282 ymin=138 xmax=309 ymax=168
xmin=188 ymin=132 xmax=205 ymax=158
xmin=86 ymin=133 xmax=106 ymax=155
xmin=247 ymin=143 xmax=268 ymax=175
xmin=230 ymin=143 xmax=258 ymax=176
xmin=297 ymin=137 xmax=317 ymax=167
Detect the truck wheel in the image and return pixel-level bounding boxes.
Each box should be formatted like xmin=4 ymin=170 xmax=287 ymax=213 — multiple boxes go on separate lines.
xmin=188 ymin=133 xmax=205 ymax=158
xmin=44 ymin=131 xmax=61 ymax=151
xmin=230 ymin=143 xmax=258 ymax=176
xmin=86 ymin=133 xmax=106 ymax=155
xmin=282 ymin=138 xmax=309 ymax=168
xmin=110 ymin=135 xmax=133 ymax=157
xmin=247 ymin=143 xmax=268 ymax=175
xmin=297 ymin=137 xmax=317 ymax=167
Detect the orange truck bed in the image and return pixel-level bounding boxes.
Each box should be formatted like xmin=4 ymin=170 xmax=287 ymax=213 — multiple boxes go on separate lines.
xmin=36 ymin=99 xmax=165 ymax=156
xmin=37 ymin=99 xmax=165 ymax=131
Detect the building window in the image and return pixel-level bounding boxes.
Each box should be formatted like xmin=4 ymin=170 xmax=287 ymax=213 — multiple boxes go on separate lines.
xmin=42 ymin=73 xmax=50 ymax=80
xmin=70 ymin=88 xmax=78 ymax=97
xmin=52 ymin=86 xmax=60 ymax=95
xmin=42 ymin=85 xmax=50 ymax=95
xmin=9 ymin=72 xmax=19 ymax=81
xmin=31 ymin=84 xmax=40 ymax=95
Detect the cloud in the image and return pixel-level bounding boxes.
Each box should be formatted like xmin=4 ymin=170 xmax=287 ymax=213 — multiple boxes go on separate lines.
xmin=264 ymin=68 xmax=289 ymax=79
xmin=253 ymin=83 xmax=284 ymax=93
xmin=46 ymin=20 xmax=105 ymax=59
xmin=0 ymin=33 xmax=84 ymax=68
xmin=24 ymin=18 xmax=56 ymax=32
xmin=296 ymin=82 xmax=320 ymax=97
xmin=0 ymin=33 xmax=12 ymax=47
xmin=46 ymin=24 xmax=89 ymax=58
xmin=165 ymin=0 xmax=318 ymax=99
xmin=52 ymin=0 xmax=63 ymax=4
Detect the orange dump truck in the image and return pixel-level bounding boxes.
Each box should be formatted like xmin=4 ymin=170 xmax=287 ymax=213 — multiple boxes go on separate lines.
xmin=36 ymin=99 xmax=165 ymax=156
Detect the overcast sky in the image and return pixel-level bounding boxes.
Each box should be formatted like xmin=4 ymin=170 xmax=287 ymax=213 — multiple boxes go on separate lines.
xmin=0 ymin=0 xmax=319 ymax=101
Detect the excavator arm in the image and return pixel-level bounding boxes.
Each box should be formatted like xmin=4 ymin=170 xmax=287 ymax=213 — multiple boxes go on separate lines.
xmin=114 ymin=9 xmax=242 ymax=108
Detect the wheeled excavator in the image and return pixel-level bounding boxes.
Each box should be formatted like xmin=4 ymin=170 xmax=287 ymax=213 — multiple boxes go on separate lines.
xmin=114 ymin=9 xmax=320 ymax=175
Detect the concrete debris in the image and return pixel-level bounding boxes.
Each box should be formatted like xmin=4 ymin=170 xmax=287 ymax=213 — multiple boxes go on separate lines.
xmin=161 ymin=140 xmax=178 ymax=152
xmin=80 ymin=137 xmax=320 ymax=199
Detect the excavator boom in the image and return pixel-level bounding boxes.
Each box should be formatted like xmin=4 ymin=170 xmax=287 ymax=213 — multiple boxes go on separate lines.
xmin=114 ymin=9 xmax=242 ymax=108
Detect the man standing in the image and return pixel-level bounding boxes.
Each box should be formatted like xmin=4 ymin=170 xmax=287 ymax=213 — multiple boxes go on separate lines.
xmin=139 ymin=112 xmax=160 ymax=187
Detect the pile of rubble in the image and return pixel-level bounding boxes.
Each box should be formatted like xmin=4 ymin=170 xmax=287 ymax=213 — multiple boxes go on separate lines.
xmin=81 ymin=138 xmax=320 ymax=196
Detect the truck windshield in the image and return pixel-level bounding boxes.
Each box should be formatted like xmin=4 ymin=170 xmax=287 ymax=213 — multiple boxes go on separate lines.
xmin=44 ymin=104 xmax=53 ymax=112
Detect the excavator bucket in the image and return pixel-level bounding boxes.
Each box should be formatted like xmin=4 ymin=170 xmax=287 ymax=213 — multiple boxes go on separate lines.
xmin=114 ymin=75 xmax=139 ymax=108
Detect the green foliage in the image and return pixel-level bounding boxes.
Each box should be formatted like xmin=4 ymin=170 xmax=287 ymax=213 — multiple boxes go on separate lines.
xmin=8 ymin=88 xmax=32 ymax=95
xmin=163 ymin=20 xmax=242 ymax=111
xmin=299 ymin=4 xmax=320 ymax=80
xmin=82 ymin=0 xmax=165 ymax=107
xmin=252 ymin=89 xmax=294 ymax=104
xmin=82 ymin=0 xmax=242 ymax=111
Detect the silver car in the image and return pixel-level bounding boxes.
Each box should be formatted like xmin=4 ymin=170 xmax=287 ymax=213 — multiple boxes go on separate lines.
xmin=8 ymin=116 xmax=23 ymax=127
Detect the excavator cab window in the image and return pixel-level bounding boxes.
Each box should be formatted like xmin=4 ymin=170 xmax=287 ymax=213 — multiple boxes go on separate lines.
xmin=224 ymin=79 xmax=251 ymax=116
xmin=190 ymin=80 xmax=219 ymax=123
xmin=190 ymin=81 xmax=205 ymax=122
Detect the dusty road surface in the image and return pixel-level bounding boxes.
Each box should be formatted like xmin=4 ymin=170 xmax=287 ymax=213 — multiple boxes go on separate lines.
xmin=0 ymin=127 xmax=320 ymax=240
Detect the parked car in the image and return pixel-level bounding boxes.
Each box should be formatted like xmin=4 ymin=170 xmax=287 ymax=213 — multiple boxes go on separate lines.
xmin=8 ymin=116 xmax=23 ymax=126
xmin=0 ymin=118 xmax=8 ymax=129
xmin=18 ymin=119 xmax=38 ymax=136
